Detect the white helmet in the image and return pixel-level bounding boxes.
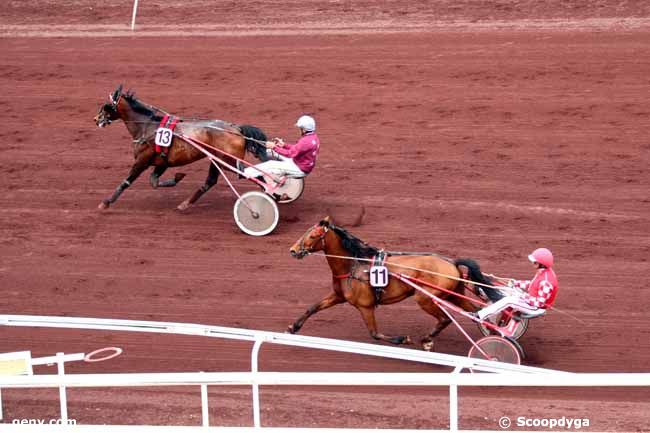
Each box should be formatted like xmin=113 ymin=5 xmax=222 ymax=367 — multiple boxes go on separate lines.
xmin=295 ymin=115 xmax=316 ymax=132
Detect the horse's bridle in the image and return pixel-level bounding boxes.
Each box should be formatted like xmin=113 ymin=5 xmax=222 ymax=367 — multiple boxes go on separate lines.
xmin=293 ymin=224 xmax=328 ymax=258
xmin=95 ymin=89 xmax=122 ymax=127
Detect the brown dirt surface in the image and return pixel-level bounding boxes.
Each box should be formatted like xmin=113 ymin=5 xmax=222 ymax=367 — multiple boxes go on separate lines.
xmin=1 ymin=1 xmax=649 ymax=431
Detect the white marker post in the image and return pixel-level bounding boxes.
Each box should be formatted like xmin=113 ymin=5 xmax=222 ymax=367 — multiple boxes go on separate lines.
xmin=30 ymin=352 xmax=85 ymax=424
xmin=200 ymin=380 xmax=209 ymax=427
xmin=56 ymin=353 xmax=68 ymax=423
xmin=131 ymin=0 xmax=139 ymax=31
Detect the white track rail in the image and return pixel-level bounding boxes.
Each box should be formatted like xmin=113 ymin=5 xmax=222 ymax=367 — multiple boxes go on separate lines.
xmin=1 ymin=371 xmax=649 ymax=432
xmin=3 ymin=371 xmax=649 ymax=388
xmin=0 ymin=315 xmax=558 ymax=374
xmin=0 ymin=314 xmax=588 ymax=431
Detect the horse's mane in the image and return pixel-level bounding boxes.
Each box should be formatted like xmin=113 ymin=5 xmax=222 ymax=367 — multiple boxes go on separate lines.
xmin=123 ymin=91 xmax=164 ymax=121
xmin=329 ymin=223 xmax=380 ymax=258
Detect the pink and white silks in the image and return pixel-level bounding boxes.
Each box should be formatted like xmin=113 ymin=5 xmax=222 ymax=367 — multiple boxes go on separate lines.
xmin=477 ymin=267 xmax=558 ymax=320
xmin=244 ymin=132 xmax=320 ymax=179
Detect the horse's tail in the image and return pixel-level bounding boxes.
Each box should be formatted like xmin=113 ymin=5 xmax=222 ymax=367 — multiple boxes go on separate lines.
xmin=239 ymin=124 xmax=269 ymax=161
xmin=454 ymin=258 xmax=502 ymax=302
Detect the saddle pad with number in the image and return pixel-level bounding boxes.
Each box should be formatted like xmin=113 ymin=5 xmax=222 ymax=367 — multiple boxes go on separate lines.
xmin=155 ymin=115 xmax=179 ymax=154
xmin=369 ymin=250 xmax=388 ymax=304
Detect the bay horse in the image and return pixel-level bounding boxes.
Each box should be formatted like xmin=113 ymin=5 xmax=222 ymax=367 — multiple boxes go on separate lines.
xmin=288 ymin=217 xmax=494 ymax=350
xmin=93 ymin=85 xmax=269 ymax=210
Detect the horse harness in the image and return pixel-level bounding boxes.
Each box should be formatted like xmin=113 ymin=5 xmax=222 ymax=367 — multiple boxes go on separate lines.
xmin=298 ymin=224 xmax=457 ymax=307
xmin=335 ymin=250 xmax=388 ymax=306
xmin=370 ymin=250 xmax=388 ymax=304
xmin=335 ymin=250 xmax=458 ymax=306
xmin=294 ymin=224 xmax=329 ymax=259
xmin=155 ymin=114 xmax=179 ymax=160
xmin=130 ymin=114 xmax=180 ymax=162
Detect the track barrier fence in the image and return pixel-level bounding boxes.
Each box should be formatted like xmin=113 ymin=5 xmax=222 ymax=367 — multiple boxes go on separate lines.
xmin=1 ymin=315 xmax=648 ymax=431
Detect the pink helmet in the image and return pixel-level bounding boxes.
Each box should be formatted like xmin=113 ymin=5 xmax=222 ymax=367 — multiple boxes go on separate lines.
xmin=528 ymin=248 xmax=554 ymax=268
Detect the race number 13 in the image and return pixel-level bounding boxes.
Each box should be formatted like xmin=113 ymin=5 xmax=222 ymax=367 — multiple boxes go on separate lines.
xmin=370 ymin=265 xmax=389 ymax=288
xmin=155 ymin=127 xmax=173 ymax=147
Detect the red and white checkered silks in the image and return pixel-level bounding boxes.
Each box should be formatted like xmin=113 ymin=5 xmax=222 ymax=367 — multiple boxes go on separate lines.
xmin=515 ymin=268 xmax=558 ymax=309
xmin=476 ymin=268 xmax=558 ymax=320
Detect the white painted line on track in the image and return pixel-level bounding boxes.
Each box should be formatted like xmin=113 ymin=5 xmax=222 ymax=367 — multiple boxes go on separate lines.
xmin=2 ymin=18 xmax=650 ymax=37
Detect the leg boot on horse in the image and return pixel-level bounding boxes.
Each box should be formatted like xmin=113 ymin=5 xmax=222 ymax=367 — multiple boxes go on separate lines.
xmin=177 ymin=163 xmax=220 ymax=211
xmin=98 ymin=147 xmax=152 ymax=210
xmin=287 ymin=292 xmax=345 ymax=334
xmin=150 ymin=165 xmax=186 ymax=188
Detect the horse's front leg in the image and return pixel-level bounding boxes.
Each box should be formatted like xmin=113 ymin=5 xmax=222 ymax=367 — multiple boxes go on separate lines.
xmin=98 ymin=154 xmax=151 ymax=209
xmin=356 ymin=306 xmax=412 ymax=345
xmin=177 ymin=163 xmax=219 ymax=211
xmin=150 ymin=165 xmax=186 ymax=188
xmin=287 ymin=292 xmax=345 ymax=334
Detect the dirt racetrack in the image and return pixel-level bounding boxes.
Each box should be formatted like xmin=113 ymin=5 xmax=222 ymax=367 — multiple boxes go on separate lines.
xmin=1 ymin=1 xmax=650 ymax=431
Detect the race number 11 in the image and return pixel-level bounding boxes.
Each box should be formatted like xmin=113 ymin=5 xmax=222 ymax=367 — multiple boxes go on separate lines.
xmin=155 ymin=127 xmax=173 ymax=147
xmin=370 ymin=265 xmax=389 ymax=288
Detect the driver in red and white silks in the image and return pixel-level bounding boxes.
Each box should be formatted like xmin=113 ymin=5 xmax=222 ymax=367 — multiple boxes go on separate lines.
xmin=476 ymin=248 xmax=558 ymax=320
xmin=244 ymin=115 xmax=320 ymax=180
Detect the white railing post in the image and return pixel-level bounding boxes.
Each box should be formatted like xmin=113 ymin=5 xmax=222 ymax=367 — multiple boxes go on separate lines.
xmin=131 ymin=0 xmax=139 ymax=31
xmin=56 ymin=352 xmax=68 ymax=423
xmin=251 ymin=338 xmax=264 ymax=428
xmin=200 ymin=380 xmax=209 ymax=427
xmin=449 ymin=366 xmax=462 ymax=431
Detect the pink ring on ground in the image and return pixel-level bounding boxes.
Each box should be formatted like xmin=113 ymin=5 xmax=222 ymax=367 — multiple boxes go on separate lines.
xmin=84 ymin=347 xmax=123 ymax=363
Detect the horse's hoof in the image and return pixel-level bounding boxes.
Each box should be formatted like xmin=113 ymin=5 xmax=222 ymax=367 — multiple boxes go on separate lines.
xmin=422 ymin=340 xmax=434 ymax=352
xmin=174 ymin=173 xmax=187 ymax=183
xmin=286 ymin=325 xmax=297 ymax=334
xmin=98 ymin=201 xmax=110 ymax=210
xmin=177 ymin=200 xmax=191 ymax=211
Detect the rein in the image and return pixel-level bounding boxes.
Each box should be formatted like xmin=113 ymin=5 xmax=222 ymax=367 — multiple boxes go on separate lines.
xmin=299 ymin=232 xmax=578 ymax=321
xmin=206 ymin=124 xmax=267 ymax=146
xmin=305 ymin=251 xmax=514 ymax=293
xmin=113 ymin=119 xmax=267 ymax=146
xmin=102 ymin=92 xmax=267 ymax=146
xmin=383 ymin=250 xmax=454 ymax=262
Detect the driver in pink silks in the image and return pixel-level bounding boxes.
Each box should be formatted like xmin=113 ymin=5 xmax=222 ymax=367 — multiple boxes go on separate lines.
xmin=476 ymin=248 xmax=559 ymax=320
xmin=244 ymin=115 xmax=320 ymax=181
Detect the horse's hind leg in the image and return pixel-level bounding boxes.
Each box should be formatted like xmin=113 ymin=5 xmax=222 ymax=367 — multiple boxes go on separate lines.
xmin=99 ymin=156 xmax=150 ymax=209
xmin=288 ymin=292 xmax=344 ymax=334
xmin=422 ymin=315 xmax=452 ymax=351
xmin=452 ymin=297 xmax=479 ymax=314
xmin=357 ymin=306 xmax=411 ymax=345
xmin=177 ymin=163 xmax=219 ymax=211
xmin=150 ymin=165 xmax=186 ymax=188
xmin=414 ymin=293 xmax=453 ymax=351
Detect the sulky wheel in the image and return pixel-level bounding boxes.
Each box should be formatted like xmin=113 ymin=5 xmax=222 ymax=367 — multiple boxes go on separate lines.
xmin=477 ymin=315 xmax=529 ymax=341
xmin=275 ymin=177 xmax=305 ymax=204
xmin=468 ymin=336 xmax=522 ymax=371
xmin=233 ymin=191 xmax=279 ymax=236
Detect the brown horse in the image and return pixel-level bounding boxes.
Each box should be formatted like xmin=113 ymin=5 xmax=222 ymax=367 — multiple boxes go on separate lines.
xmin=94 ymin=85 xmax=268 ymax=210
xmin=288 ymin=217 xmax=491 ymax=350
